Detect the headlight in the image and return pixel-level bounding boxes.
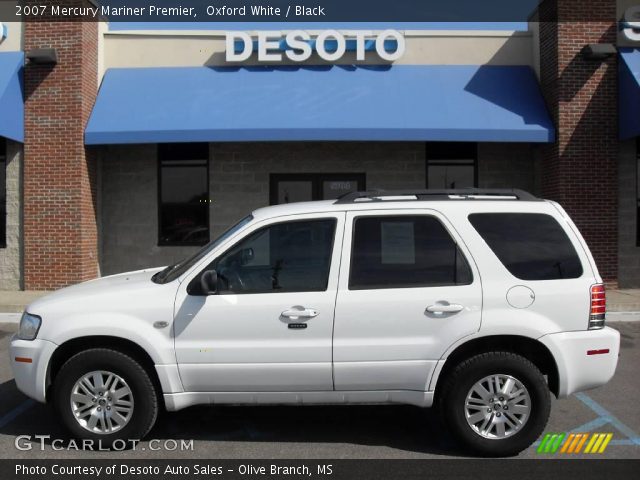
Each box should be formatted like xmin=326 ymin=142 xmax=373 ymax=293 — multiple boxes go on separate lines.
xmin=18 ymin=312 xmax=41 ymax=341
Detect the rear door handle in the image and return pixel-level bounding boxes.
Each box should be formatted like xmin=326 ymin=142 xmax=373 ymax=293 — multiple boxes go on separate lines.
xmin=426 ymin=302 xmax=465 ymax=314
xmin=281 ymin=307 xmax=319 ymax=319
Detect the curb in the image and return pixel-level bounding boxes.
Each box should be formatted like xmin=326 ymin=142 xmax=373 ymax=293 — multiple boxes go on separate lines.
xmin=0 ymin=313 xmax=21 ymax=323
xmin=0 ymin=307 xmax=28 ymax=314
xmin=606 ymin=311 xmax=640 ymax=322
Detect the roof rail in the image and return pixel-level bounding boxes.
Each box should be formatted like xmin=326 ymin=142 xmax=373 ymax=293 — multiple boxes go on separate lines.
xmin=334 ymin=188 xmax=541 ymax=204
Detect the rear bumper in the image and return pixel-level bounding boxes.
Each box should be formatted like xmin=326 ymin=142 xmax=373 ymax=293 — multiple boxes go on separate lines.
xmin=9 ymin=335 xmax=57 ymax=403
xmin=539 ymin=327 xmax=620 ymax=398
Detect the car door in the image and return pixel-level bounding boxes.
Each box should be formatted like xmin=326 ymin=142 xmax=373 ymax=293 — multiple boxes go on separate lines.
xmin=333 ymin=209 xmax=482 ymax=391
xmin=173 ymin=212 xmax=344 ymax=392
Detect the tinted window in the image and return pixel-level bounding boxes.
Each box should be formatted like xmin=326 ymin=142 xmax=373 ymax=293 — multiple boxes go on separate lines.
xmin=426 ymin=142 xmax=477 ymax=189
xmin=158 ymin=143 xmax=209 ymax=246
xmin=214 ymin=219 xmax=336 ymax=294
xmin=155 ymin=215 xmax=253 ymax=285
xmin=349 ymin=216 xmax=472 ymax=290
xmin=468 ymin=213 xmax=583 ymax=280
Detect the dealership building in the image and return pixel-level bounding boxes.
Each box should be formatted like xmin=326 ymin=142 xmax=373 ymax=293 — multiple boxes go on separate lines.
xmin=0 ymin=0 xmax=639 ymax=290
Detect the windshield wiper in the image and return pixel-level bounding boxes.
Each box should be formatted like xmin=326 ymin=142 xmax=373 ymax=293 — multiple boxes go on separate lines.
xmin=152 ymin=263 xmax=177 ymax=284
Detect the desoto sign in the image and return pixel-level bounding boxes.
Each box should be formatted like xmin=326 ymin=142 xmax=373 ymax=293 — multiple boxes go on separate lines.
xmin=226 ymin=30 xmax=406 ymax=63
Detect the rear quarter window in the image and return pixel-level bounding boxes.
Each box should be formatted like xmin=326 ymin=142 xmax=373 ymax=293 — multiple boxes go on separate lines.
xmin=468 ymin=213 xmax=583 ymax=280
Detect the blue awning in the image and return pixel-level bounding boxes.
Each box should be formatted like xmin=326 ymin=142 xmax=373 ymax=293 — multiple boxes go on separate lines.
xmin=0 ymin=52 xmax=24 ymax=143
xmin=620 ymin=48 xmax=640 ymax=140
xmin=85 ymin=64 xmax=554 ymax=145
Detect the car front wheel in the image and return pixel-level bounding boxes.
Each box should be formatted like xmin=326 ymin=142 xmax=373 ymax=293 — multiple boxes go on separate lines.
xmin=53 ymin=348 xmax=158 ymax=448
xmin=439 ymin=351 xmax=551 ymax=457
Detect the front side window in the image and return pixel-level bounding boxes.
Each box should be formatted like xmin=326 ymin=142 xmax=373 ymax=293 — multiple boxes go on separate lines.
xmin=213 ymin=219 xmax=336 ymax=294
xmin=0 ymin=137 xmax=5 ymax=248
xmin=349 ymin=216 xmax=473 ymax=290
xmin=469 ymin=213 xmax=583 ymax=280
xmin=153 ymin=215 xmax=253 ymax=285
xmin=158 ymin=143 xmax=209 ymax=246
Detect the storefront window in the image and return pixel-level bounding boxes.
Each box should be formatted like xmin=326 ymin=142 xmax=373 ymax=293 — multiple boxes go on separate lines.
xmin=158 ymin=143 xmax=209 ymax=246
xmin=270 ymin=173 xmax=365 ymax=205
xmin=637 ymin=149 xmax=640 ymax=247
xmin=0 ymin=137 xmax=5 ymax=248
xmin=426 ymin=142 xmax=477 ymax=189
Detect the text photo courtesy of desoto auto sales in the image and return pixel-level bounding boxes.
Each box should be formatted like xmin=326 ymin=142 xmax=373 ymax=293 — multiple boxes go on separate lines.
xmin=0 ymin=1 xmax=639 ymax=479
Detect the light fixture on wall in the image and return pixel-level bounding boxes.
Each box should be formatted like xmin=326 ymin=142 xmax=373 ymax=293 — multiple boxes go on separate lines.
xmin=26 ymin=48 xmax=58 ymax=65
xmin=581 ymin=44 xmax=617 ymax=61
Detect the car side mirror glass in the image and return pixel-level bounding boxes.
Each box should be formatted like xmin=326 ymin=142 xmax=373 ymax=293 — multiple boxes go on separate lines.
xmin=240 ymin=247 xmax=254 ymax=266
xmin=200 ymin=270 xmax=218 ymax=295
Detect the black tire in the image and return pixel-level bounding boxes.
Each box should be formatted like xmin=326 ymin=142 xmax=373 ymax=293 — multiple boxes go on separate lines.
xmin=438 ymin=352 xmax=551 ymax=457
xmin=53 ymin=348 xmax=158 ymax=448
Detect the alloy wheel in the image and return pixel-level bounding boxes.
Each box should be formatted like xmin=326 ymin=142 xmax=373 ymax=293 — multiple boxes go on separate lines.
xmin=69 ymin=370 xmax=134 ymax=434
xmin=464 ymin=374 xmax=531 ymax=440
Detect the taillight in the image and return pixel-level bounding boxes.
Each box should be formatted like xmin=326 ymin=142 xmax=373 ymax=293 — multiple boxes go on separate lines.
xmin=589 ymin=284 xmax=606 ymax=330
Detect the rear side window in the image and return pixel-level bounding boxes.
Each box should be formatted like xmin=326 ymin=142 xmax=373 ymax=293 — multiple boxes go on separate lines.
xmin=468 ymin=213 xmax=583 ymax=280
xmin=349 ymin=216 xmax=473 ymax=290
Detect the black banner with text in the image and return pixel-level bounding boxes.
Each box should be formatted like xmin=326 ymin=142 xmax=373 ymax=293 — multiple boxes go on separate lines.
xmin=1 ymin=459 xmax=639 ymax=480
xmin=0 ymin=0 xmax=623 ymax=23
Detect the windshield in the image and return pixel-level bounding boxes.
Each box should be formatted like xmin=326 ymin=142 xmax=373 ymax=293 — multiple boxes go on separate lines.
xmin=152 ymin=215 xmax=254 ymax=284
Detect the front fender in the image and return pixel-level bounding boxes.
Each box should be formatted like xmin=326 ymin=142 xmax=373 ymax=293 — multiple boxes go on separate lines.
xmin=38 ymin=312 xmax=176 ymax=365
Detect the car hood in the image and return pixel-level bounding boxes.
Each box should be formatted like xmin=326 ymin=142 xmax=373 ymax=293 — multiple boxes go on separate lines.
xmin=26 ymin=267 xmax=166 ymax=315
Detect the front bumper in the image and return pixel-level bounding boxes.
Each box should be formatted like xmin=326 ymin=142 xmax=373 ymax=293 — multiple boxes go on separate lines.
xmin=9 ymin=335 xmax=58 ymax=403
xmin=539 ymin=327 xmax=620 ymax=398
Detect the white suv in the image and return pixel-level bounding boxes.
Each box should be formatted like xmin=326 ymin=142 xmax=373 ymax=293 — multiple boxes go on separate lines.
xmin=10 ymin=189 xmax=620 ymax=456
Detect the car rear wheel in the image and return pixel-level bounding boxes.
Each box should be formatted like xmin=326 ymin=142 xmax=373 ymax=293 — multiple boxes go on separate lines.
xmin=439 ymin=351 xmax=551 ymax=457
xmin=53 ymin=348 xmax=158 ymax=448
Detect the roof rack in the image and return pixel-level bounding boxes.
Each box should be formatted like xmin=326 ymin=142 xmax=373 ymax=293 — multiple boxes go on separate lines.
xmin=334 ymin=188 xmax=541 ymax=204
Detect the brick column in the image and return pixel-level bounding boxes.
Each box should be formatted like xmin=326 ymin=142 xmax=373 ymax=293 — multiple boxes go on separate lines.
xmin=23 ymin=4 xmax=99 ymax=289
xmin=538 ymin=0 xmax=618 ymax=284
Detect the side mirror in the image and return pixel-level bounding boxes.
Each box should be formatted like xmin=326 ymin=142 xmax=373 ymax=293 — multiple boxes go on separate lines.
xmin=240 ymin=247 xmax=254 ymax=266
xmin=200 ymin=270 xmax=218 ymax=295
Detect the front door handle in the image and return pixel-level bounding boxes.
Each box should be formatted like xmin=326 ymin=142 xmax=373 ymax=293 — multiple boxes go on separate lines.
xmin=426 ymin=302 xmax=465 ymax=314
xmin=281 ymin=306 xmax=319 ymax=320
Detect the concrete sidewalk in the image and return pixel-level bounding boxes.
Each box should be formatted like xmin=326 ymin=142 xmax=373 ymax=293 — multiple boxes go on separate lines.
xmin=606 ymin=289 xmax=640 ymax=322
xmin=0 ymin=287 xmax=638 ymax=315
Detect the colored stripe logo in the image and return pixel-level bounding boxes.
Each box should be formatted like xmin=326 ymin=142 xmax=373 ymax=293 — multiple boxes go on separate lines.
xmin=537 ymin=433 xmax=613 ymax=454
